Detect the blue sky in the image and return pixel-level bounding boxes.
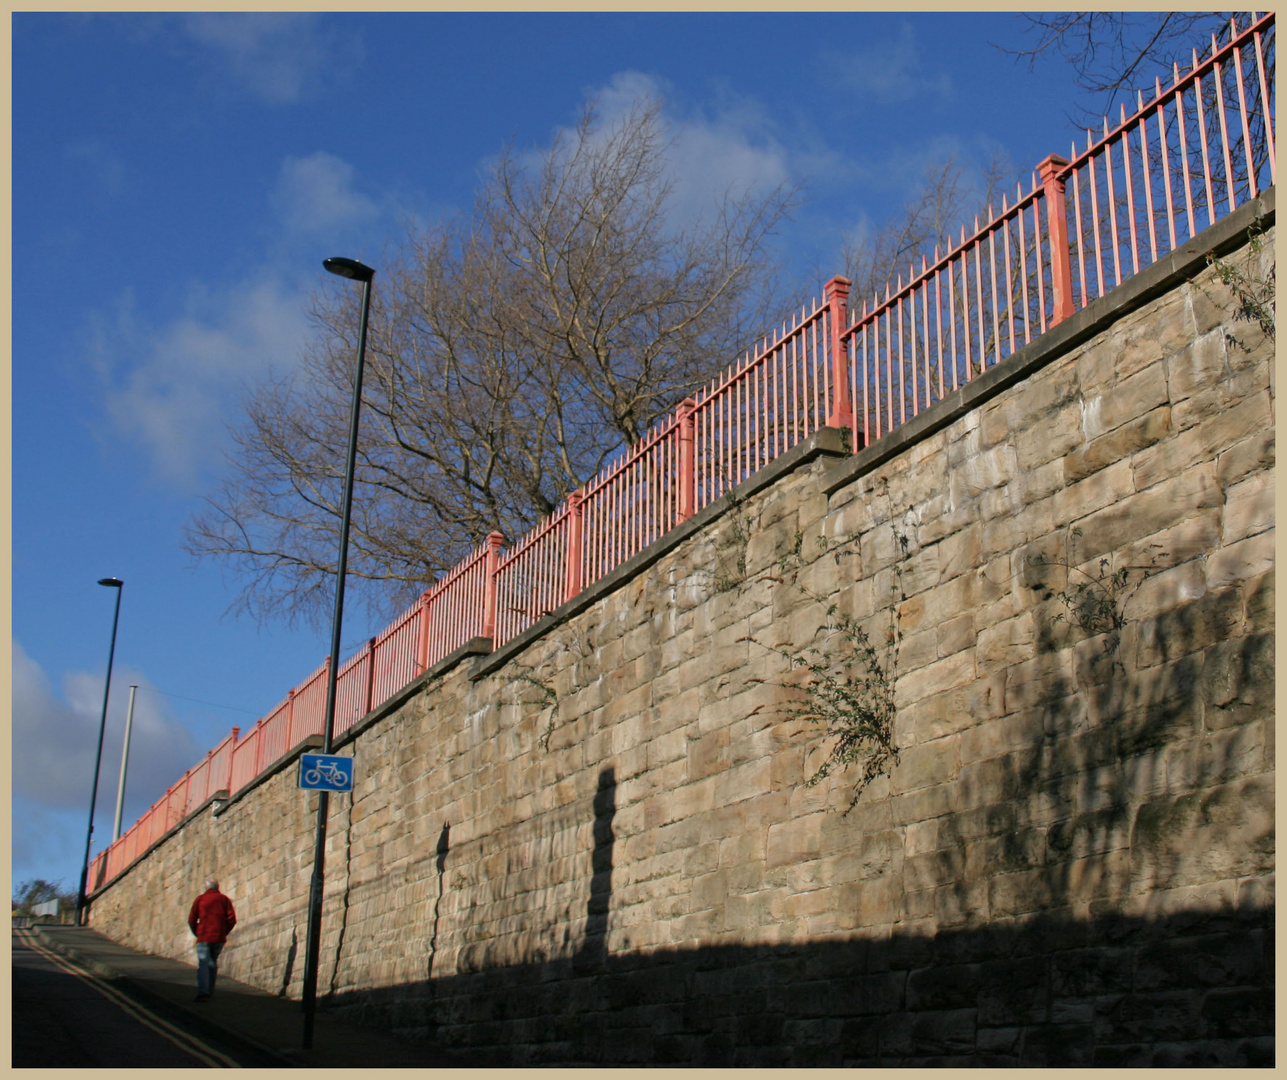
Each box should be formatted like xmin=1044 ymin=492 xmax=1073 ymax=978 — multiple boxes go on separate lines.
xmin=12 ymin=11 xmax=1112 ymax=891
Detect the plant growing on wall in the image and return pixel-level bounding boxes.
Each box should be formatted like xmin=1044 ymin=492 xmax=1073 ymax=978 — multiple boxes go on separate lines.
xmin=1202 ymin=224 xmax=1275 ymax=342
xmin=743 ymin=523 xmax=907 ymax=812
xmin=1031 ymin=527 xmax=1162 ymax=664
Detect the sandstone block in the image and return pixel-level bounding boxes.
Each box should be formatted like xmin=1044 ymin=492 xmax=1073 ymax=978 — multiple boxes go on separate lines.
xmin=896 ymin=648 xmax=975 ymax=708
xmin=1067 ymin=462 xmax=1220 ymax=563
xmin=1081 ymin=361 xmax=1169 ymax=441
xmin=891 ymin=736 xmax=959 ymax=795
xmin=949 ymin=443 xmax=1019 ymax=503
xmin=1014 ymin=401 xmax=1084 ymax=471
xmin=1053 ymin=458 xmax=1136 ymax=529
xmin=1166 ymin=327 xmax=1228 ymax=402
xmin=1205 ymin=529 xmax=1274 ymax=592
xmin=1220 ymin=469 xmax=1274 ymax=546
xmin=1129 ymin=774 xmax=1275 ymax=892
xmin=897 ymin=671 xmax=1004 ymax=748
xmin=1064 ymin=405 xmax=1172 ymax=484
xmin=976 ymin=611 xmax=1037 ymax=672
xmin=1216 ymin=426 xmax=1274 ymax=490
xmin=1172 ymin=364 xmax=1271 ymax=432
xmin=958 ymin=708 xmax=1046 ymax=766
xmin=1132 ymin=391 xmax=1271 ymax=491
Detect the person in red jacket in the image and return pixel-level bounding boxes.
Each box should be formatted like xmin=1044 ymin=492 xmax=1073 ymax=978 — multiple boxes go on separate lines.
xmin=188 ymin=878 xmax=236 ymax=1001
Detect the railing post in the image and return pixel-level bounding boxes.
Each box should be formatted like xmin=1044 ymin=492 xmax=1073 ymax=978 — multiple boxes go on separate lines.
xmin=286 ymin=687 xmax=298 ymax=747
xmin=481 ymin=531 xmax=504 ymax=642
xmin=1038 ymin=154 xmax=1076 ymax=326
xmin=226 ymin=727 xmax=239 ymax=791
xmin=677 ymin=398 xmax=697 ymax=521
xmin=364 ymin=636 xmax=376 ymax=715
xmin=564 ymin=492 xmax=585 ymax=601
xmin=824 ymin=275 xmax=853 ymax=432
xmin=415 ymin=588 xmax=434 ymax=674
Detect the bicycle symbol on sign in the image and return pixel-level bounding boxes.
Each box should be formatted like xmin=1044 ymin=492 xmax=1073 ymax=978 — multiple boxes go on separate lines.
xmin=298 ymin=753 xmax=354 ymax=792
xmin=304 ymin=761 xmax=347 ymax=787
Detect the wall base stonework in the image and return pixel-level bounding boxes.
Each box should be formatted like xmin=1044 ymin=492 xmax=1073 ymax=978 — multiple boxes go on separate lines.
xmin=88 ymin=203 xmax=1275 ymax=1066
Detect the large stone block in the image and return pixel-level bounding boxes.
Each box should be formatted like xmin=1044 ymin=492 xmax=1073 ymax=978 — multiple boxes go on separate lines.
xmin=1081 ymin=361 xmax=1169 ymax=441
xmin=1064 ymin=406 xmax=1172 ymax=484
xmin=1220 ymin=469 xmax=1274 ymax=546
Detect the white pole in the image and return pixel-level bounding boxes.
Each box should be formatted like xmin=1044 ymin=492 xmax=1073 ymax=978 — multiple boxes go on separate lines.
xmin=112 ymin=685 xmax=138 ymax=842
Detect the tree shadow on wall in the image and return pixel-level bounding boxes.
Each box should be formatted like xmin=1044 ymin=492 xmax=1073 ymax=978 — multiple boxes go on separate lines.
xmin=960 ymin=553 xmax=1278 ymax=926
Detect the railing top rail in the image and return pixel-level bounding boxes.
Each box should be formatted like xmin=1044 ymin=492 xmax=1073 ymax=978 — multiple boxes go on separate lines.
xmin=424 ymin=534 xmax=495 ymax=600
xmin=694 ymin=296 xmax=829 ymax=409
xmin=842 ymin=172 xmax=1045 ymax=339
xmin=497 ymin=501 xmax=570 ymax=569
xmin=843 ymin=9 xmax=1274 ymax=342
xmin=1057 ymin=10 xmax=1274 ymax=179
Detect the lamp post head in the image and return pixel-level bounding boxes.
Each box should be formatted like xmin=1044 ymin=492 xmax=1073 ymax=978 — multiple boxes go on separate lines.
xmin=323 ymin=257 xmax=375 ymax=283
xmin=98 ymin=577 xmax=124 ymax=588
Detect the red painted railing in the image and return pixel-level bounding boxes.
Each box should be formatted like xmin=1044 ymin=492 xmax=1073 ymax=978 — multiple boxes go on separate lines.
xmin=88 ymin=13 xmax=1274 ymax=896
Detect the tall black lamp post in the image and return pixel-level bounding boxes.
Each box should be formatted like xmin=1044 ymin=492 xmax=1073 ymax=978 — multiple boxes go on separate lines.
xmin=301 ymin=257 xmax=374 ymax=1049
xmin=76 ymin=576 xmax=124 ymax=926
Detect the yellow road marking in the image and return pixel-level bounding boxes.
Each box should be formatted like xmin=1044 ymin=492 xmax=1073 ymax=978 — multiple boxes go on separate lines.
xmin=15 ymin=928 xmax=241 ymax=1068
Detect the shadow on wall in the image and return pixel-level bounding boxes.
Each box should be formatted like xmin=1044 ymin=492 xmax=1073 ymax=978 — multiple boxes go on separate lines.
xmin=321 ymin=762 xmax=1271 ymax=1066
xmin=318 ymin=576 xmax=1273 ymax=1066
xmin=325 ymin=898 xmax=1272 ymax=1066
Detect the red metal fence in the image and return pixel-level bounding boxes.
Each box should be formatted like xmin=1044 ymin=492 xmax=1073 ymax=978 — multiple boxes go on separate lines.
xmin=88 ymin=14 xmax=1274 ymax=894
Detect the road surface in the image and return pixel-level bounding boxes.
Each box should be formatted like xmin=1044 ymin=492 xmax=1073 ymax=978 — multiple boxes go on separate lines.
xmin=12 ymin=927 xmax=252 ymax=1067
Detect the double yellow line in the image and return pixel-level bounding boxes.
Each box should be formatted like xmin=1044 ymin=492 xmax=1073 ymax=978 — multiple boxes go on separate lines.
xmin=16 ymin=928 xmax=242 ymax=1068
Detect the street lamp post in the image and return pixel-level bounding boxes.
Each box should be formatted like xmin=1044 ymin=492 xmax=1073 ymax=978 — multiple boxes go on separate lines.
xmin=76 ymin=577 xmax=124 ymax=926
xmin=301 ymin=256 xmax=374 ymax=1050
xmin=112 ymin=685 xmax=139 ymax=842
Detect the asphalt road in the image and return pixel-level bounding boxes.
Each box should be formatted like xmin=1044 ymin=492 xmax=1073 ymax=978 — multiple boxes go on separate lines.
xmin=11 ymin=928 xmax=253 ymax=1068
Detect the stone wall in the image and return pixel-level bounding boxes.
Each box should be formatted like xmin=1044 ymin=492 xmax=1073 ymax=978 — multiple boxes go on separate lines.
xmin=89 ymin=198 xmax=1275 ymax=1066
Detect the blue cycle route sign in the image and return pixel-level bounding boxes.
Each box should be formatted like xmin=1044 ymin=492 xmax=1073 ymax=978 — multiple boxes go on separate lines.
xmin=299 ymin=753 xmax=354 ymax=792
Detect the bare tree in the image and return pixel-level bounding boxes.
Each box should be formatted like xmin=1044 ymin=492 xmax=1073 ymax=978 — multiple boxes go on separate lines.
xmin=842 ymin=152 xmax=1012 ymax=308
xmin=187 ymin=99 xmax=794 ymax=625
xmin=1001 ymin=12 xmax=1262 ymax=116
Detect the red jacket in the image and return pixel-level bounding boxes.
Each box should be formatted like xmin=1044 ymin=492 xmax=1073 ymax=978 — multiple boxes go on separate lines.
xmin=188 ymin=889 xmax=237 ymax=944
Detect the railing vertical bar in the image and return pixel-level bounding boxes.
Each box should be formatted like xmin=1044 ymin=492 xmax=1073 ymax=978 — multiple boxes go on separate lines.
xmin=921 ymin=265 xmax=933 ymax=407
xmin=1104 ymin=125 xmax=1123 ymax=287
xmin=1087 ymin=146 xmax=1106 ymax=297
xmin=988 ymin=225 xmax=1001 ymax=366
xmin=933 ymin=268 xmax=945 ymax=401
xmin=1175 ymin=76 xmax=1198 ymax=239
xmin=1137 ymin=100 xmax=1159 ymax=262
xmin=1213 ymin=45 xmax=1236 ymax=212
xmin=1155 ymin=88 xmax=1178 ymax=252
xmin=1232 ymin=41 xmax=1257 ymax=200
xmin=1001 ymin=210 xmax=1017 ymax=350
xmin=1120 ymin=107 xmax=1141 ymax=276
xmin=1034 ymin=196 xmax=1048 ymax=335
xmin=1071 ymin=167 xmax=1088 ymax=307
xmin=1253 ymin=28 xmax=1275 ymax=184
xmin=1194 ymin=60 xmax=1218 ymax=229
xmin=972 ymin=229 xmax=985 ymax=381
xmin=948 ymin=254 xmax=960 ymax=392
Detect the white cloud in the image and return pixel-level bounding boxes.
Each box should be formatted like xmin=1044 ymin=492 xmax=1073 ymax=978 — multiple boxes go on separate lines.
xmin=272 ymin=152 xmax=380 ymax=235
xmin=94 ymin=277 xmax=313 ymax=489
xmin=12 ymin=639 xmax=203 ymax=821
xmin=568 ymin=70 xmax=795 ymax=229
xmin=822 ymin=23 xmax=953 ymax=106
xmin=179 ymin=13 xmax=348 ymax=105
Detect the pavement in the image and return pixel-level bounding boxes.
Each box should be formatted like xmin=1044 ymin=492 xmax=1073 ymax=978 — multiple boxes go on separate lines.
xmin=28 ymin=923 xmax=474 ymax=1068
